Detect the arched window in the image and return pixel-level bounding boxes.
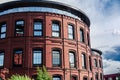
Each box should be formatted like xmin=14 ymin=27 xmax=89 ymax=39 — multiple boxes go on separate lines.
xmin=95 ymin=72 xmax=98 ymax=80
xmin=80 ymin=28 xmax=84 ymax=43
xmin=69 ymin=51 xmax=76 ymax=68
xmin=89 ymin=56 xmax=92 ymax=71
xmin=72 ymin=76 xmax=77 ymax=80
xmin=33 ymin=49 xmax=43 ymax=67
xmin=94 ymin=59 xmax=97 ymax=67
xmin=82 ymin=53 xmax=86 ymax=69
xmin=87 ymin=33 xmax=90 ymax=46
xmin=0 ymin=51 xmax=4 ymax=67
xmin=53 ymin=75 xmax=61 ymax=80
xmin=99 ymin=60 xmax=102 ymax=68
xmin=52 ymin=49 xmax=61 ymax=67
xmin=83 ymin=77 xmax=88 ymax=80
xmin=0 ymin=23 xmax=6 ymax=39
xmin=52 ymin=21 xmax=60 ymax=37
xmin=100 ymin=73 xmax=103 ymax=80
xmin=33 ymin=20 xmax=43 ymax=37
xmin=68 ymin=24 xmax=74 ymax=40
xmin=13 ymin=49 xmax=23 ymax=67
xmin=15 ymin=20 xmax=24 ymax=36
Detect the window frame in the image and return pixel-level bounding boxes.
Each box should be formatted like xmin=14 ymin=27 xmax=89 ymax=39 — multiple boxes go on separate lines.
xmin=33 ymin=19 xmax=43 ymax=37
xmin=52 ymin=21 xmax=61 ymax=38
xmin=69 ymin=51 xmax=76 ymax=68
xmin=82 ymin=53 xmax=86 ymax=69
xmin=80 ymin=28 xmax=85 ymax=43
xmin=13 ymin=49 xmax=23 ymax=67
xmin=94 ymin=59 xmax=97 ymax=67
xmin=68 ymin=24 xmax=74 ymax=40
xmin=52 ymin=75 xmax=62 ymax=80
xmin=0 ymin=51 xmax=4 ymax=68
xmin=15 ymin=20 xmax=24 ymax=37
xmin=52 ymin=49 xmax=61 ymax=67
xmin=32 ymin=48 xmax=43 ymax=67
xmin=0 ymin=22 xmax=7 ymax=39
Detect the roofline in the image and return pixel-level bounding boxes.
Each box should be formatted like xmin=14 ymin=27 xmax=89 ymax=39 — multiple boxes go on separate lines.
xmin=0 ymin=0 xmax=90 ymax=27
xmin=91 ymin=48 xmax=102 ymax=55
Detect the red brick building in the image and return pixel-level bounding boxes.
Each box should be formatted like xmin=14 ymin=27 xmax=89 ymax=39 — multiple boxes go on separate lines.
xmin=0 ymin=0 xmax=103 ymax=80
xmin=104 ymin=73 xmax=120 ymax=80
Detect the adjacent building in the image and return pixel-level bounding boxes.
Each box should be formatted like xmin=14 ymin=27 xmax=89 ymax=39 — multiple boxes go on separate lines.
xmin=0 ymin=0 xmax=103 ymax=80
xmin=104 ymin=73 xmax=120 ymax=80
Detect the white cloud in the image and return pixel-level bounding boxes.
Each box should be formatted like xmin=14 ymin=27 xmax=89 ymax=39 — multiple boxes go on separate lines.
xmin=103 ymin=59 xmax=120 ymax=74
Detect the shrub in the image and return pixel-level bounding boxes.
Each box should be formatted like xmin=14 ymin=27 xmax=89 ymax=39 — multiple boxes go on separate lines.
xmin=8 ymin=74 xmax=31 ymax=80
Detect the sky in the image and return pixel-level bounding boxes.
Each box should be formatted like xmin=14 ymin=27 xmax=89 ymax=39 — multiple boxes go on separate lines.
xmin=1 ymin=0 xmax=120 ymax=74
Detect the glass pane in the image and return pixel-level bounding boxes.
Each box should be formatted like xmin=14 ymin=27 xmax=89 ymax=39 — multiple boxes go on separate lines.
xmin=52 ymin=24 xmax=59 ymax=31
xmin=69 ymin=52 xmax=75 ymax=67
xmin=0 ymin=53 xmax=4 ymax=66
xmin=68 ymin=34 xmax=73 ymax=39
xmin=52 ymin=32 xmax=59 ymax=37
xmin=53 ymin=77 xmax=61 ymax=80
xmin=52 ymin=50 xmax=60 ymax=65
xmin=80 ymin=29 xmax=84 ymax=42
xmin=33 ymin=50 xmax=42 ymax=65
xmin=16 ymin=21 xmax=24 ymax=25
xmin=1 ymin=25 xmax=6 ymax=33
xmin=34 ymin=22 xmax=42 ymax=30
xmin=34 ymin=31 xmax=42 ymax=36
xmin=1 ymin=34 xmax=6 ymax=38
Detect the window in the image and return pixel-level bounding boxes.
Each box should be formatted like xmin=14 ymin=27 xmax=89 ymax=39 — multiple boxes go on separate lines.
xmin=52 ymin=21 xmax=60 ymax=37
xmin=94 ymin=59 xmax=97 ymax=67
xmin=99 ymin=60 xmax=102 ymax=68
xmin=69 ymin=51 xmax=76 ymax=68
xmin=72 ymin=76 xmax=77 ymax=80
xmin=52 ymin=50 xmax=61 ymax=67
xmin=33 ymin=49 xmax=42 ymax=66
xmin=15 ymin=20 xmax=24 ymax=36
xmin=95 ymin=72 xmax=98 ymax=80
xmin=0 ymin=23 xmax=6 ymax=39
xmin=0 ymin=51 xmax=4 ymax=67
xmin=82 ymin=54 xmax=86 ymax=69
xmin=68 ymin=24 xmax=74 ymax=39
xmin=53 ymin=76 xmax=61 ymax=80
xmin=34 ymin=20 xmax=43 ymax=36
xmin=89 ymin=56 xmax=92 ymax=71
xmin=83 ymin=77 xmax=88 ymax=80
xmin=80 ymin=29 xmax=84 ymax=42
xmin=100 ymin=73 xmax=103 ymax=80
xmin=87 ymin=33 xmax=90 ymax=46
xmin=13 ymin=49 xmax=23 ymax=67
xmin=108 ymin=78 xmax=112 ymax=80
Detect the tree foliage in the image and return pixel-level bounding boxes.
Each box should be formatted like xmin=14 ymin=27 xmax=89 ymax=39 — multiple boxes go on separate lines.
xmin=36 ymin=66 xmax=52 ymax=80
xmin=8 ymin=74 xmax=31 ymax=80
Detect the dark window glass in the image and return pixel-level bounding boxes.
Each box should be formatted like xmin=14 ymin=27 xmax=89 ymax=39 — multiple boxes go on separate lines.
xmin=99 ymin=60 xmax=102 ymax=68
xmin=0 ymin=23 xmax=6 ymax=39
xmin=33 ymin=49 xmax=42 ymax=66
xmin=80 ymin=29 xmax=84 ymax=42
xmin=95 ymin=72 xmax=98 ymax=80
xmin=34 ymin=20 xmax=43 ymax=36
xmin=82 ymin=54 xmax=86 ymax=69
xmin=94 ymin=59 xmax=97 ymax=67
xmin=0 ymin=52 xmax=4 ymax=67
xmin=52 ymin=21 xmax=60 ymax=37
xmin=89 ymin=56 xmax=92 ymax=71
xmin=15 ymin=20 xmax=24 ymax=36
xmin=87 ymin=33 xmax=90 ymax=46
xmin=100 ymin=73 xmax=103 ymax=80
xmin=52 ymin=50 xmax=61 ymax=67
xmin=53 ymin=76 xmax=61 ymax=80
xmin=13 ymin=49 xmax=23 ymax=66
xmin=69 ymin=52 xmax=76 ymax=68
xmin=83 ymin=77 xmax=88 ymax=80
xmin=68 ymin=24 xmax=74 ymax=39
xmin=72 ymin=76 xmax=77 ymax=80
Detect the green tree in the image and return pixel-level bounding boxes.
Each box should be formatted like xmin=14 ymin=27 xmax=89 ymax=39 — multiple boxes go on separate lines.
xmin=36 ymin=66 xmax=52 ymax=80
xmin=8 ymin=74 xmax=31 ymax=80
